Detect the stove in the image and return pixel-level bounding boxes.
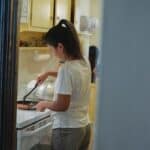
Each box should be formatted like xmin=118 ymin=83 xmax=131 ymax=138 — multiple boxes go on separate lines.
xmin=17 ymin=109 xmax=51 ymax=129
xmin=17 ymin=109 xmax=52 ymax=150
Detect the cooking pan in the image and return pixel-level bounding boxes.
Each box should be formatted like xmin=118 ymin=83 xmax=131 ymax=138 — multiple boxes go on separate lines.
xmin=17 ymin=82 xmax=39 ymax=110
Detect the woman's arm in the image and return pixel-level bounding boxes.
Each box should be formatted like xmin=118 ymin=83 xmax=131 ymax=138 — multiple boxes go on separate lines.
xmin=45 ymin=71 xmax=58 ymax=77
xmin=35 ymin=94 xmax=70 ymax=112
xmin=36 ymin=71 xmax=57 ymax=84
xmin=36 ymin=63 xmax=63 ymax=84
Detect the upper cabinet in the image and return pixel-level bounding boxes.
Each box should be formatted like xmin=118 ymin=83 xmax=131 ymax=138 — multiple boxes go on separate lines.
xmin=30 ymin=0 xmax=54 ymax=30
xmin=20 ymin=0 xmax=29 ymax=24
xmin=20 ymin=0 xmax=54 ymax=32
xmin=54 ymin=0 xmax=71 ymax=25
xmin=20 ymin=0 xmax=72 ymax=32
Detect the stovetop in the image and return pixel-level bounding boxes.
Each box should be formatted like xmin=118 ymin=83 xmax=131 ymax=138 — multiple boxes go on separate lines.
xmin=16 ymin=109 xmax=51 ymax=129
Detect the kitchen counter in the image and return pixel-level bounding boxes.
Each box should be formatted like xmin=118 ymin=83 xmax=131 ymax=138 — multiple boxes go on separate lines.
xmin=17 ymin=109 xmax=51 ymax=129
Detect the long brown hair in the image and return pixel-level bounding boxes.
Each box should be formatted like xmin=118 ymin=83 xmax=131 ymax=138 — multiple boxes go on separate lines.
xmin=44 ymin=19 xmax=83 ymax=60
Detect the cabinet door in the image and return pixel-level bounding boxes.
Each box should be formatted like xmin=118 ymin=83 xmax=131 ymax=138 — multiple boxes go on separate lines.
xmin=31 ymin=0 xmax=54 ymax=29
xmin=20 ymin=0 xmax=29 ymax=23
xmin=55 ymin=0 xmax=71 ymax=25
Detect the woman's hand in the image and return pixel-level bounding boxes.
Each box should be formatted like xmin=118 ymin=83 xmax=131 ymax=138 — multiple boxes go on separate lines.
xmin=36 ymin=72 xmax=49 ymax=84
xmin=35 ymin=101 xmax=49 ymax=112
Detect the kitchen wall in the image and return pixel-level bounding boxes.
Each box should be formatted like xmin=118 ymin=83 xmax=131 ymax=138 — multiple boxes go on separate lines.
xmin=75 ymin=0 xmax=102 ymax=61
xmin=74 ymin=0 xmax=91 ymax=32
xmin=89 ymin=0 xmax=103 ymax=47
xmin=19 ymin=31 xmax=45 ymax=47
xmin=17 ymin=47 xmax=58 ymax=100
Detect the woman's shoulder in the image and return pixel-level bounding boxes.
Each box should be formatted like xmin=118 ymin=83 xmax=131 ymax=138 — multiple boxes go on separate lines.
xmin=59 ymin=58 xmax=90 ymax=70
xmin=58 ymin=61 xmax=71 ymax=73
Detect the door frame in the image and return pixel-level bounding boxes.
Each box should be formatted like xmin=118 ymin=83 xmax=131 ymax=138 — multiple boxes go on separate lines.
xmin=0 ymin=0 xmax=19 ymax=150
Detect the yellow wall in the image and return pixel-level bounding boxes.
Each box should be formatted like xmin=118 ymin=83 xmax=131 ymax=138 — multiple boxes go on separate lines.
xmin=90 ymin=0 xmax=103 ymax=46
xmin=88 ymin=83 xmax=97 ymax=123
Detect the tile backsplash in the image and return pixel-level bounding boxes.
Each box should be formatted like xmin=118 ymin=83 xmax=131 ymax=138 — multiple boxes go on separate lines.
xmin=17 ymin=47 xmax=58 ymax=100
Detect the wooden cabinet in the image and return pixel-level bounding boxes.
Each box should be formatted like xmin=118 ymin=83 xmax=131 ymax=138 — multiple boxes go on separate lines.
xmin=54 ymin=0 xmax=71 ymax=25
xmin=20 ymin=0 xmax=29 ymax=24
xmin=30 ymin=0 xmax=54 ymax=30
xmin=20 ymin=0 xmax=72 ymax=32
xmin=20 ymin=0 xmax=54 ymax=32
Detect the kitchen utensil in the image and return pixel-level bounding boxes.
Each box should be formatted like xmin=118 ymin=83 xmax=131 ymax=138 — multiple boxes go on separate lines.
xmin=35 ymin=79 xmax=54 ymax=100
xmin=26 ymin=78 xmax=55 ymax=101
xmin=17 ymin=101 xmax=37 ymax=110
xmin=17 ymin=82 xmax=39 ymax=110
xmin=23 ymin=82 xmax=38 ymax=102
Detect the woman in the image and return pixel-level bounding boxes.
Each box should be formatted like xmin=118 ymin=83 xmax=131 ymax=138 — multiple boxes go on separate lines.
xmin=35 ymin=19 xmax=91 ymax=150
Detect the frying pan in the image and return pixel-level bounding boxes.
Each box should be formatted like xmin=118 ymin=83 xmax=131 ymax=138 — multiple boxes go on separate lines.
xmin=17 ymin=82 xmax=39 ymax=110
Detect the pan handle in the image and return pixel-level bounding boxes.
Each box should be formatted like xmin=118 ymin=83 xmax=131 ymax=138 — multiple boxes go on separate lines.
xmin=23 ymin=82 xmax=39 ymax=102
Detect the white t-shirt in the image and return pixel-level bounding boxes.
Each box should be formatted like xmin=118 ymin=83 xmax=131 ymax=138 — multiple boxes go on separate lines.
xmin=52 ymin=58 xmax=91 ymax=129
